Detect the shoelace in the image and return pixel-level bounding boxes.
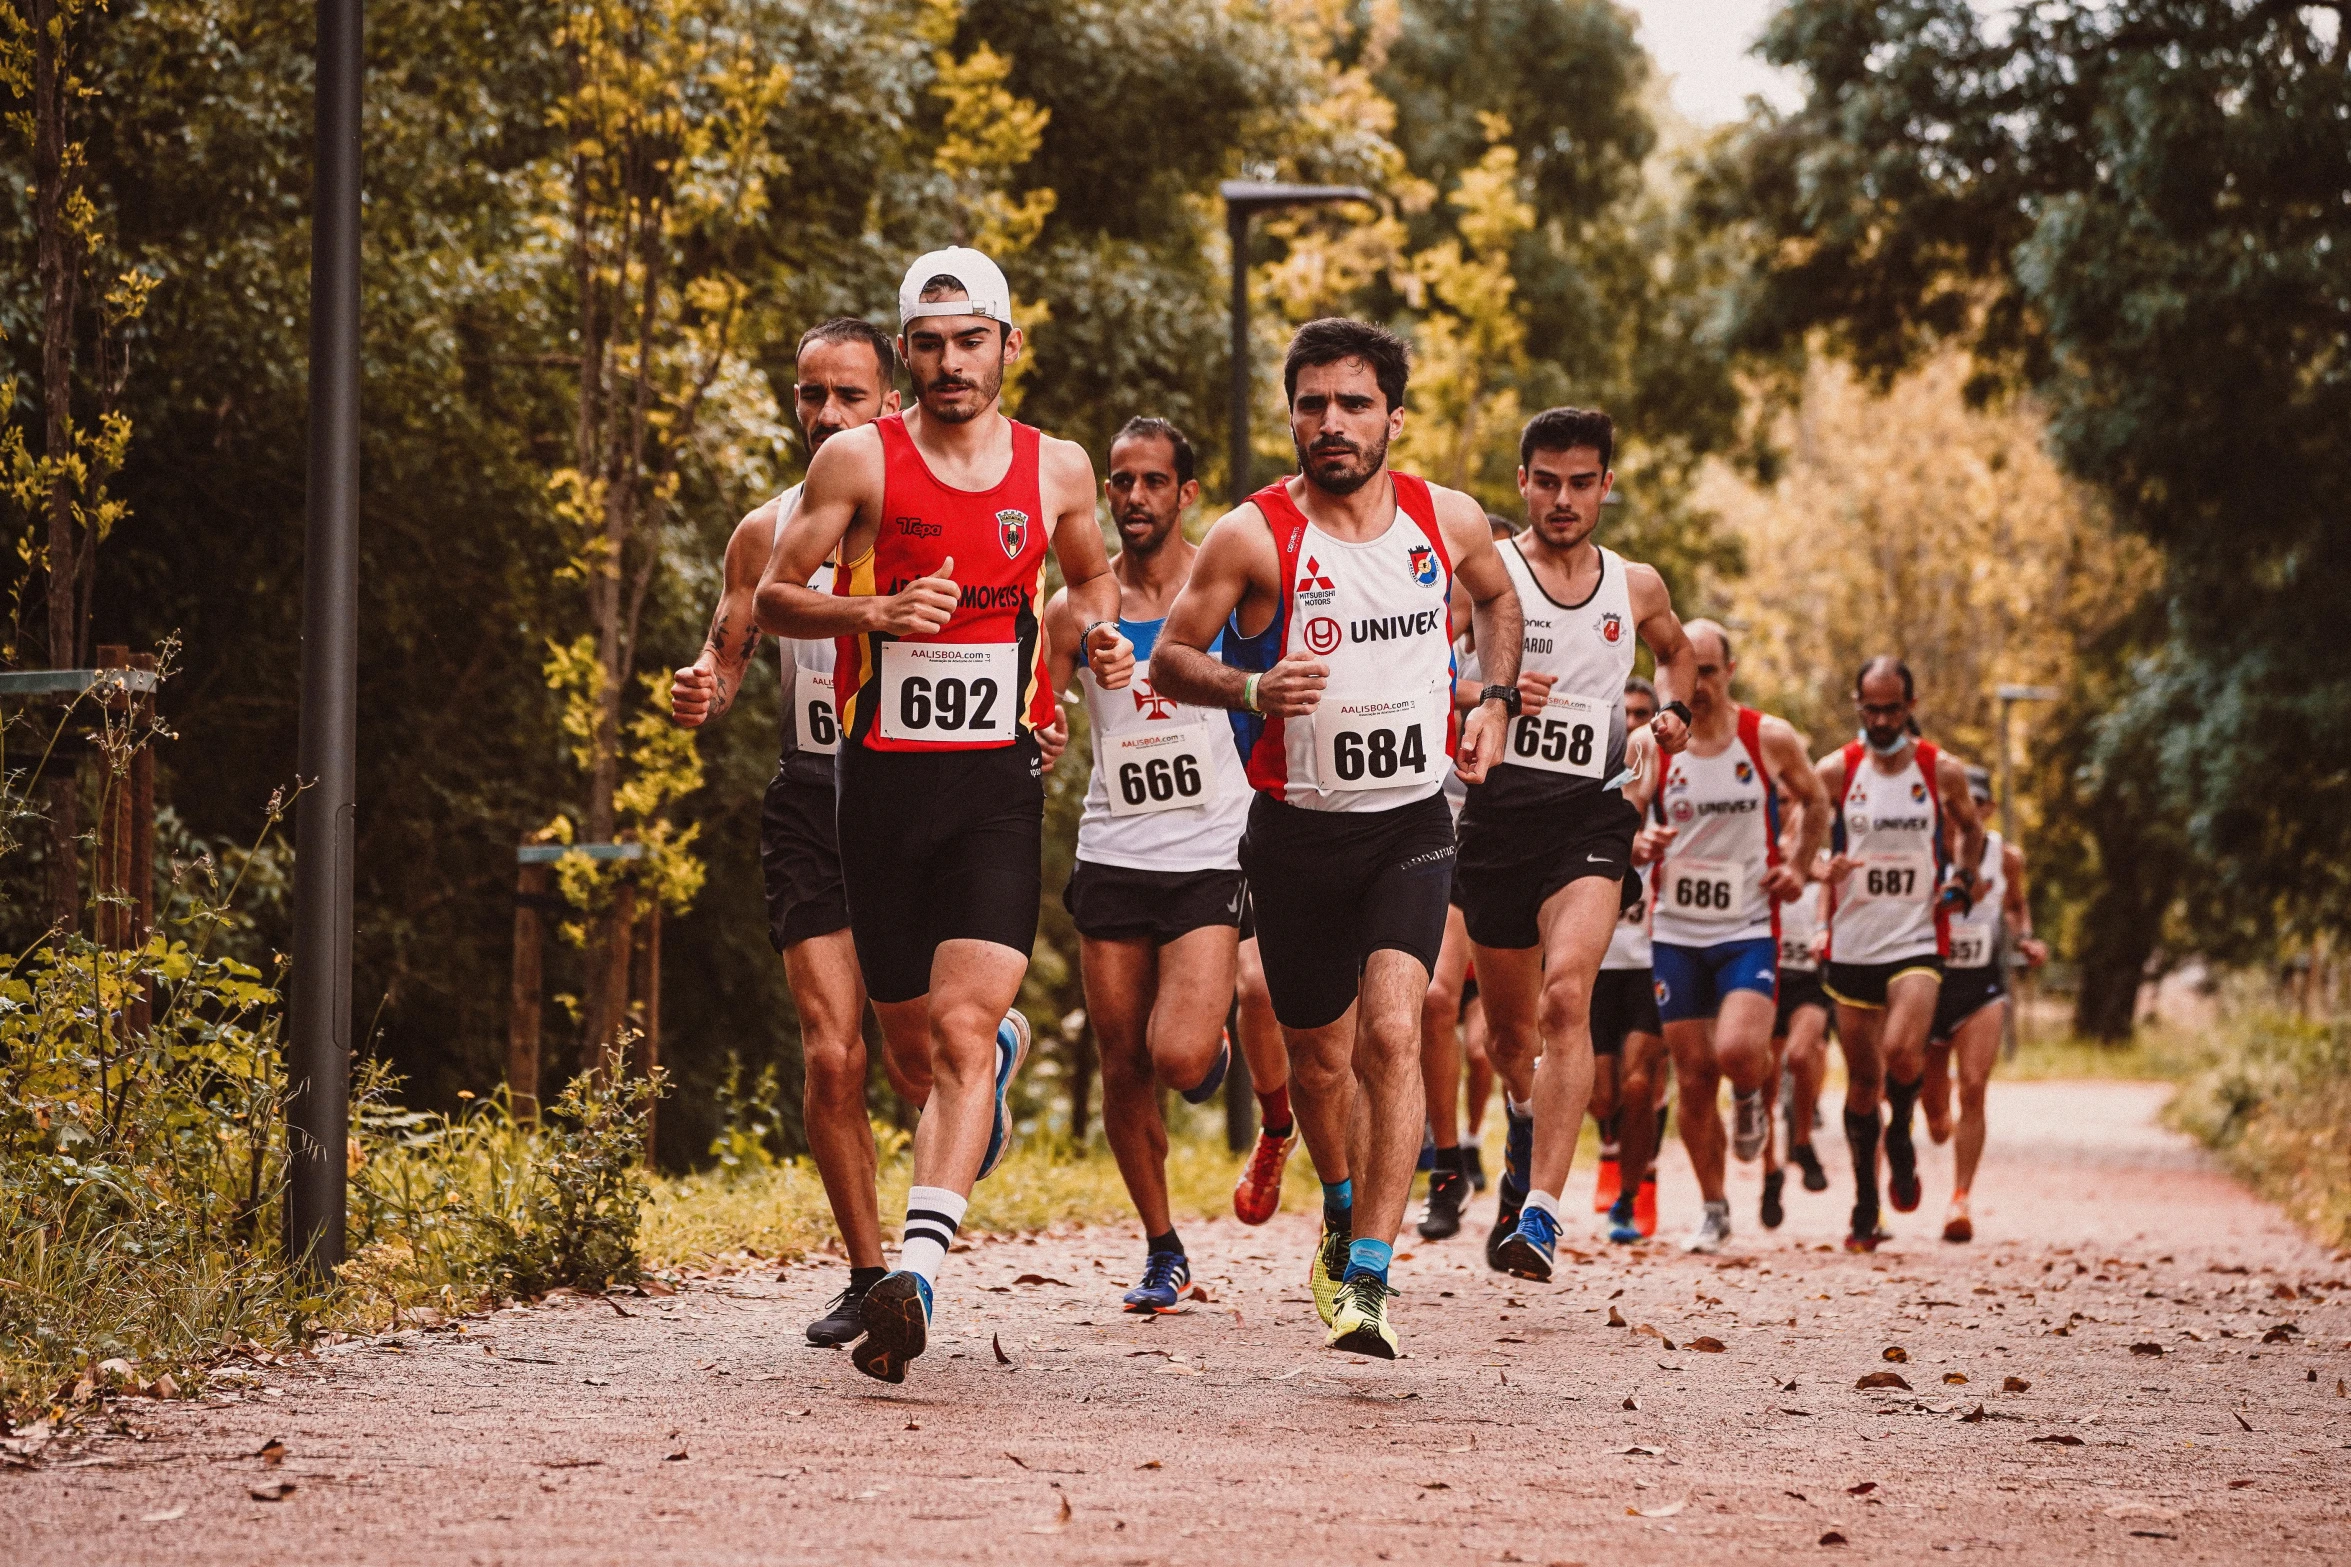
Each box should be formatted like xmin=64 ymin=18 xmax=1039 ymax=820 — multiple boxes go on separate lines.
xmin=1136 ymin=1252 xmax=1187 ymax=1296
xmin=1246 ymin=1135 xmax=1286 ymax=1183
xmin=1339 ymin=1274 xmax=1388 ymax=1315
xmin=1522 ymin=1207 xmax=1560 ymax=1247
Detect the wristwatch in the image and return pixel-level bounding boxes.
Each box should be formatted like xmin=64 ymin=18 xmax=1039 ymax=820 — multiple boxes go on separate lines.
xmin=1662 ymin=700 xmax=1692 ymax=727
xmin=1479 ymin=682 xmax=1522 ymax=718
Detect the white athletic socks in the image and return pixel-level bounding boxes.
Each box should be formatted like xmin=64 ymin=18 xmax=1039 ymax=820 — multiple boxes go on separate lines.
xmin=1505 ymin=1091 xmax=1533 ymax=1122
xmin=899 ymin=1185 xmax=968 ymax=1286
xmin=1523 ymin=1188 xmax=1562 ymax=1223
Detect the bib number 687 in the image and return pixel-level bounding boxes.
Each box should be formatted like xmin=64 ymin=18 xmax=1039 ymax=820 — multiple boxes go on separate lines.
xmin=1333 ymin=724 xmax=1428 ymax=782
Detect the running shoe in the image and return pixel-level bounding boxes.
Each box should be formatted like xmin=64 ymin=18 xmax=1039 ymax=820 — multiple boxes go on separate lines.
xmin=851 ymin=1270 xmax=931 ymax=1384
xmin=1463 ymin=1145 xmax=1489 ymax=1193
xmin=977 ymin=1010 xmax=1032 ymax=1180
xmin=1178 ymin=1036 xmax=1232 ymax=1106
xmin=1885 ymin=1124 xmax=1922 ymax=1214
xmin=1309 ymin=1212 xmax=1351 ymax=1326
xmin=1417 ymin=1169 xmax=1469 ymax=1240
xmin=1606 ymin=1191 xmax=1642 ymax=1246
xmin=1791 ymin=1141 xmax=1829 ymax=1193
xmin=1326 ymin=1272 xmax=1397 ymax=1359
xmin=1942 ymin=1193 xmax=1974 ymax=1244
xmin=1683 ymin=1198 xmax=1732 ymax=1254
xmin=1123 ymin=1249 xmax=1191 ymax=1313
xmin=1732 ymin=1090 xmax=1768 ymax=1162
xmin=1634 ymin=1172 xmax=1659 ymax=1238
xmin=1484 ymin=1176 xmax=1525 ymax=1272
xmin=1592 ymin=1149 xmax=1621 ymax=1213
xmin=1843 ymin=1201 xmax=1889 ymax=1253
xmin=1494 ymin=1205 xmax=1560 ymax=1282
xmin=805 ymin=1275 xmax=877 ymax=1346
xmin=1760 ymin=1169 xmax=1786 ymax=1230
xmin=1232 ymin=1126 xmax=1296 ymax=1225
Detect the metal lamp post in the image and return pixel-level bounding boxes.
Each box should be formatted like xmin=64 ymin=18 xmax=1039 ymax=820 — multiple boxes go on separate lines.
xmin=1216 ymin=180 xmax=1371 ymax=1151
xmin=1993 ymin=683 xmax=2060 ymax=1058
xmin=287 ymin=0 xmax=363 ymax=1280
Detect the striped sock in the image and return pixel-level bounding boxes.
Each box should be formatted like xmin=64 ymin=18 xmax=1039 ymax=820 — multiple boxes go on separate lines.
xmin=899 ymin=1185 xmax=968 ymax=1287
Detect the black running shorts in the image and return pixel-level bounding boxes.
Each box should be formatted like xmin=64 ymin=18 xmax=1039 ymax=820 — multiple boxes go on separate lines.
xmin=1824 ymin=954 xmax=1944 ymax=1010
xmin=1241 ymin=790 xmax=1456 ymax=1030
xmin=836 ymin=737 xmax=1043 ymax=1005
xmin=1590 ymin=968 xmax=1661 ymax=1056
xmin=1772 ymin=967 xmax=1830 ymax=1037
xmin=1064 ymin=860 xmax=1246 ymax=946
xmin=1929 ymin=964 xmax=2006 ymax=1043
xmin=759 ymin=768 xmax=851 ymax=952
xmin=1454 ymin=793 xmax=1641 ymax=951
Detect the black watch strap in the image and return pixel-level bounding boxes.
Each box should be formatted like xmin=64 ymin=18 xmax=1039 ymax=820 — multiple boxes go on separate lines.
xmin=1480 ymin=682 xmax=1522 ymax=717
xmin=1663 ymin=699 xmax=1692 ymax=726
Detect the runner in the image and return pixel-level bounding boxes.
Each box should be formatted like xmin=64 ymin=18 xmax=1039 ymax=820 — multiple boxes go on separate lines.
xmin=670 ymin=317 xmax=915 ymax=1346
xmin=755 ymin=247 xmax=1135 ymax=1383
xmin=1816 ymin=657 xmax=1986 ymax=1252
xmin=1922 ymin=767 xmax=2047 ymax=1242
xmin=1596 ymin=676 xmax=1667 ymax=1246
xmin=1643 ymin=620 xmax=1827 ymax=1252
xmin=1152 ymin=317 xmax=1526 ymax=1358
xmin=1040 ymin=416 xmax=1251 ymax=1310
xmin=1769 ymin=851 xmax=1834 ymax=1214
xmin=1464 ymin=407 xmax=1697 ymax=1285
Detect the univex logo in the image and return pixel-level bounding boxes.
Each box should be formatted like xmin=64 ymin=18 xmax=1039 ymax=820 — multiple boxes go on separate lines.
xmin=1349 ymin=608 xmax=1445 ymax=642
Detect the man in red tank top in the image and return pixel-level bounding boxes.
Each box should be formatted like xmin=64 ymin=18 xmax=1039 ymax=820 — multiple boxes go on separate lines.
xmin=756 ymin=247 xmax=1132 ymax=1385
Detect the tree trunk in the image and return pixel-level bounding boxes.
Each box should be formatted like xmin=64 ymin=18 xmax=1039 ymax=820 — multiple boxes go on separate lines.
xmin=33 ymin=0 xmax=83 ymax=935
xmin=2071 ymin=824 xmax=2177 ymax=1043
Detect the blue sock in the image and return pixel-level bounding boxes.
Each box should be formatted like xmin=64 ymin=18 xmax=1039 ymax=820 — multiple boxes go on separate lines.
xmin=1345 ymin=1237 xmax=1394 ymax=1283
xmin=1321 ymin=1178 xmax=1352 ymax=1225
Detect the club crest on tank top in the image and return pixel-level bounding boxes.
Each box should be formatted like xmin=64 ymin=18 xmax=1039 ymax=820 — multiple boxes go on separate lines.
xmin=832 ymin=413 xmax=1055 ymax=753
xmin=1221 ymin=474 xmax=1457 ymax=814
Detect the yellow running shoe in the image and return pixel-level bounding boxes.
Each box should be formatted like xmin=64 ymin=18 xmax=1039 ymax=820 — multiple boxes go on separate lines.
xmin=1309 ymin=1213 xmax=1350 ymax=1326
xmin=1326 ymin=1273 xmax=1397 ymax=1359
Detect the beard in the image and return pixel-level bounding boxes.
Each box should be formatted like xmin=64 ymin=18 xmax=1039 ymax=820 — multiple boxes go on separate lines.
xmin=921 ymin=361 xmax=1002 ymax=423
xmin=1120 ymin=513 xmax=1177 ymax=557
xmin=1296 ymin=429 xmax=1389 ymax=496
xmin=1863 ymin=722 xmax=1909 ymax=754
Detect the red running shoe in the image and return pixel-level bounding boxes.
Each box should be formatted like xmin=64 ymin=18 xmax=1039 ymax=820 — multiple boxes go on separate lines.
xmin=1634 ymin=1172 xmax=1659 ymax=1238
xmin=1233 ymin=1127 xmax=1296 ymax=1225
xmin=1592 ymin=1152 xmax=1621 ymax=1213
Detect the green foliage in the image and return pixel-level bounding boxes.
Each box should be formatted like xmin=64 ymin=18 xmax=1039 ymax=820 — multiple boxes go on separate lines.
xmin=705 ymin=1049 xmax=789 ymax=1176
xmin=2168 ymin=1012 xmax=2351 ymax=1251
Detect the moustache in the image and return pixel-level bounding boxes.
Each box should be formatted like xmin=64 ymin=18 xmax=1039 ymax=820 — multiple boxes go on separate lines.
xmin=929 ymin=376 xmax=977 ymax=394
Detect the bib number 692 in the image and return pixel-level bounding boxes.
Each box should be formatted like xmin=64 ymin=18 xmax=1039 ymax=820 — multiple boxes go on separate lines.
xmin=1333 ymin=724 xmax=1427 ymax=782
xmin=897 ymin=674 xmax=998 ymax=733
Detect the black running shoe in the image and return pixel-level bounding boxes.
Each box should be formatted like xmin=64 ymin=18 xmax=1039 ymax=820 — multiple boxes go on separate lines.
xmin=1886 ymin=1127 xmax=1922 ymax=1214
xmin=1760 ymin=1168 xmax=1786 ymax=1230
xmin=1418 ymin=1170 xmax=1469 ymax=1240
xmin=805 ymin=1276 xmax=876 ymax=1346
xmin=1791 ymin=1141 xmax=1829 ymax=1193
xmin=1463 ymin=1145 xmax=1489 ymax=1193
xmin=1844 ymin=1200 xmax=1888 ymax=1253
xmin=850 ymin=1271 xmax=931 ymax=1384
xmin=1485 ymin=1176 xmax=1525 ymax=1272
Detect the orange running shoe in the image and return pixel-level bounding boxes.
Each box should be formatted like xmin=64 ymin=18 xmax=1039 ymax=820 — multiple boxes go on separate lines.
xmin=1634 ymin=1172 xmax=1659 ymax=1238
xmin=1942 ymin=1192 xmax=1974 ymax=1244
xmin=1233 ymin=1126 xmax=1296 ymax=1225
xmin=1592 ymin=1152 xmax=1622 ymax=1213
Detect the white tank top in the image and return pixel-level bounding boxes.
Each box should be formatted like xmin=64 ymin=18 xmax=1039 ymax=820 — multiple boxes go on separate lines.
xmin=1441 ymin=644 xmax=1478 ymax=825
xmin=1075 ymin=617 xmax=1251 ymax=871
xmin=1651 ymin=706 xmax=1779 ymax=947
xmin=1827 ymin=741 xmax=1947 ymax=965
xmin=1777 ymin=880 xmax=1823 ymax=974
xmin=770 ymin=484 xmax=842 ymax=781
xmin=1470 ymin=541 xmax=1635 ymax=815
xmin=1601 ymin=879 xmax=1652 ymax=971
xmin=1945 ymin=830 xmax=2004 ymax=970
xmin=1237 ymin=476 xmax=1457 ymax=814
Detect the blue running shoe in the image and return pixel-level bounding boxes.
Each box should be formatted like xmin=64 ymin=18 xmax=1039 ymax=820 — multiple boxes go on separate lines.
xmin=978 ymin=1009 xmax=1033 ymax=1180
xmin=1607 ymin=1191 xmax=1642 ymax=1246
xmin=1122 ymin=1250 xmax=1191 ymax=1313
xmin=1178 ymin=1037 xmax=1231 ymax=1106
xmin=1485 ymin=1173 xmax=1526 ymax=1273
xmin=851 ymin=1270 xmax=933 ymax=1384
xmin=1495 ymin=1206 xmax=1560 ymax=1282
xmin=1502 ymin=1103 xmax=1534 ymax=1192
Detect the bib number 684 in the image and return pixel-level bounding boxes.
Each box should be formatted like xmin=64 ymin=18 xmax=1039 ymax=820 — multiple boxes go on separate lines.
xmin=1333 ymin=724 xmax=1428 ymax=782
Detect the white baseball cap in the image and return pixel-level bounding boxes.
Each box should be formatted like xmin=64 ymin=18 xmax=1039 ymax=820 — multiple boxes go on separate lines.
xmin=898 ymin=246 xmax=1013 ymax=328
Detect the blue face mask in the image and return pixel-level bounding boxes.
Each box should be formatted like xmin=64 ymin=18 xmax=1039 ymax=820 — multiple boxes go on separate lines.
xmin=1862 ymin=727 xmax=1908 ymax=756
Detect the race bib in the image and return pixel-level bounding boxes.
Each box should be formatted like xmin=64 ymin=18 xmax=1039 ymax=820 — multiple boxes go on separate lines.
xmin=1846 ymin=852 xmax=1933 ymax=905
xmin=1662 ymin=855 xmax=1747 ymax=922
xmin=1947 ymin=925 xmax=1994 ymax=969
xmin=1503 ymin=692 xmax=1609 ymax=779
xmin=1104 ymin=725 xmax=1219 ymax=817
xmin=1315 ymin=690 xmax=1442 ymax=793
xmin=1778 ymin=931 xmax=1820 ymax=972
xmin=877 ymin=641 xmax=1020 ymax=744
xmin=797 ymin=666 xmax=839 ymax=756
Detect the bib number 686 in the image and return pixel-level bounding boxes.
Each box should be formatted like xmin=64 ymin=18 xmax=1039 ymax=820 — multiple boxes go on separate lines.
xmin=1333 ymin=724 xmax=1428 ymax=782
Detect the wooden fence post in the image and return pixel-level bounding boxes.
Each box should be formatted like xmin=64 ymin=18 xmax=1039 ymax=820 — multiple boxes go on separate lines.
xmin=508 ymin=856 xmax=549 ymax=1124
xmin=631 ymin=898 xmax=661 ymax=1159
xmin=596 ymin=880 xmax=636 ymax=1079
xmin=94 ymin=647 xmax=132 ymax=955
xmin=129 ymin=653 xmax=156 ymax=1034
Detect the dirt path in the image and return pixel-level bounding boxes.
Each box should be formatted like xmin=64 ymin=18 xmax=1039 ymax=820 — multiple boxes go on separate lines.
xmin=10 ymin=1079 xmax=2348 ymax=1564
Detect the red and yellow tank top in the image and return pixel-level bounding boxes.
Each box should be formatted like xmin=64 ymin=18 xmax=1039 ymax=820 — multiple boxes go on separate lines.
xmin=833 ymin=413 xmax=1055 ymax=751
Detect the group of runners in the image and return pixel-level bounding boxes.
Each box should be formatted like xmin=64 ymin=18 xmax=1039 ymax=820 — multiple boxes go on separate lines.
xmin=670 ymin=245 xmax=2048 ymax=1384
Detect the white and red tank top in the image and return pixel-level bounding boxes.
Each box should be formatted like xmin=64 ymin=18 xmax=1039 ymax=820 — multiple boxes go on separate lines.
xmin=1826 ymin=740 xmax=1948 ymax=965
xmin=1651 ymin=706 xmax=1781 ymax=947
xmin=833 ymin=413 xmax=1055 ymax=752
xmin=1224 ymin=474 xmax=1456 ymax=814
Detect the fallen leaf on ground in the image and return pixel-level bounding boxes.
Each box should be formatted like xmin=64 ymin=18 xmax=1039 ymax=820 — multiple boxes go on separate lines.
xmin=2029 ymin=1434 xmax=2084 ymax=1446
xmin=903 ymin=1421 xmax=919 ymax=1431
xmin=2227 ymin=1478 xmax=2256 ymax=1489
xmin=665 ymin=1449 xmax=689 ymax=1461
xmin=254 ymin=1438 xmax=286 ymax=1465
xmin=2129 ymin=1342 xmax=2165 ymax=1357
xmin=1623 ymin=1395 xmax=1638 ymax=1410
xmin=1882 ymin=1346 xmax=1909 ymax=1363
xmin=1959 ymin=1404 xmax=1987 ymax=1423
xmin=1004 ymin=1452 xmax=1030 ymax=1469
xmin=1855 ymin=1371 xmax=1911 ymax=1391
xmin=1185 ymin=1284 xmax=1214 ymax=1303
xmin=2002 ymin=1376 xmax=2031 ymax=1393
xmin=1616 ymin=1444 xmax=1662 ymax=1456
xmin=139 ymin=1507 xmax=187 ymax=1522
xmin=2260 ymin=1325 xmax=2295 ymax=1344
xmin=992 ymin=1334 xmax=1012 ymax=1366
xmin=1423 ymin=1481 xmax=1451 ymax=1490
xmin=1943 ymin=1373 xmax=1968 ymax=1386
xmin=1688 ymin=1337 xmax=1726 ymax=1353
xmin=2232 ymin=1410 xmax=2255 ymax=1432
xmin=1629 ymin=1498 xmax=1686 ymax=1518
xmin=1819 ymin=1530 xmax=1848 ymax=1545
xmin=1137 ymin=1460 xmax=1161 ymax=1470
xmin=1781 ymin=1407 xmax=1815 ymax=1417
xmin=1012 ymin=1274 xmax=1070 ymax=1287
xmin=1028 ymin=1494 xmax=1072 ymax=1534
xmin=149 ymin=1374 xmax=180 ymax=1399
xmin=1847 ymin=1481 xmax=1877 ymax=1495
xmin=1607 ymin=1307 xmax=1627 ymax=1327
xmin=249 ymin=1481 xmax=296 ymax=1501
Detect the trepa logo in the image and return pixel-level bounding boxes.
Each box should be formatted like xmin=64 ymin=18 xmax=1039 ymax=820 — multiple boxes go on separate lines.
xmin=996 ymin=508 xmax=1030 ymax=560
xmin=895 ymin=516 xmax=939 ymax=538
xmin=1596 ymin=611 xmax=1624 ymax=644
xmin=1407 ymin=544 xmax=1439 ymax=587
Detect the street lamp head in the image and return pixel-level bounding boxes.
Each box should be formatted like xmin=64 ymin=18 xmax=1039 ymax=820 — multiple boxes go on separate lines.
xmin=1220 ymin=181 xmax=1376 ymax=215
